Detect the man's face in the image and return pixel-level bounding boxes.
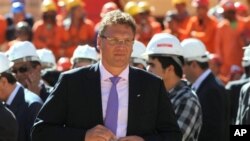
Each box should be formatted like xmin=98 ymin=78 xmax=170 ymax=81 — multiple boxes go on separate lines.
xmin=182 ymin=61 xmax=196 ymax=83
xmin=12 ymin=61 xmax=40 ymax=87
xmin=147 ymin=57 xmax=165 ymax=78
xmin=98 ymin=24 xmax=134 ymax=70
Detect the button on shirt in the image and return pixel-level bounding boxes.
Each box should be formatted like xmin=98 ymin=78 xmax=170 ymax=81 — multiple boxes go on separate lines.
xmin=99 ymin=62 xmax=129 ymax=138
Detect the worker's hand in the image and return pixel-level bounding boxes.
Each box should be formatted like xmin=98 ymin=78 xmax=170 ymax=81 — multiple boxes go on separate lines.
xmin=26 ymin=71 xmax=41 ymax=95
xmin=118 ymin=135 xmax=144 ymax=141
xmin=85 ymin=125 xmax=117 ymax=141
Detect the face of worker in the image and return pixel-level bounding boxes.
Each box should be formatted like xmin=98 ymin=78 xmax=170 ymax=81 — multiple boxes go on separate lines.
xmin=98 ymin=24 xmax=134 ymax=70
xmin=147 ymin=57 xmax=166 ymax=78
xmin=12 ymin=61 xmax=40 ymax=88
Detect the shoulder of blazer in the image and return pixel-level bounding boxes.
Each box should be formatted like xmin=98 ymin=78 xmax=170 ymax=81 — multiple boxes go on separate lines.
xmin=129 ymin=66 xmax=163 ymax=83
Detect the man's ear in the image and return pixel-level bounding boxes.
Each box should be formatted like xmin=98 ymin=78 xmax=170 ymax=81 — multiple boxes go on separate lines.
xmin=97 ymin=36 xmax=101 ymax=50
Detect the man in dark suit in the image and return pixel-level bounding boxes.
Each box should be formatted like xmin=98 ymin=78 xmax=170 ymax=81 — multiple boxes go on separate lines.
xmin=226 ymin=46 xmax=250 ymax=124
xmin=0 ymin=102 xmax=18 ymax=141
xmin=0 ymin=52 xmax=43 ymax=141
xmin=32 ymin=10 xmax=182 ymax=141
xmin=181 ymin=38 xmax=229 ymax=141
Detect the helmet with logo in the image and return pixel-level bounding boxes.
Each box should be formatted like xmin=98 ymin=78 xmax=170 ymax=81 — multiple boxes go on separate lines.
xmin=37 ymin=48 xmax=56 ymax=69
xmin=220 ymin=0 xmax=235 ymax=11
xmin=124 ymin=1 xmax=143 ymax=16
xmin=71 ymin=45 xmax=98 ymax=64
xmin=0 ymin=52 xmax=14 ymax=74
xmin=7 ymin=41 xmax=40 ymax=63
xmin=100 ymin=2 xmax=118 ymax=17
xmin=242 ymin=46 xmax=250 ymax=67
xmin=131 ymin=40 xmax=147 ymax=67
xmin=41 ymin=0 xmax=57 ymax=12
xmin=66 ymin=0 xmax=85 ymax=11
xmin=145 ymin=33 xmax=183 ymax=67
xmin=146 ymin=33 xmax=183 ymax=56
xmin=181 ymin=38 xmax=209 ymax=62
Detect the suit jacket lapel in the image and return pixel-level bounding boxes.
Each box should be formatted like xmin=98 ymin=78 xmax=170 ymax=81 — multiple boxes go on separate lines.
xmin=86 ymin=63 xmax=104 ymax=124
xmin=9 ymin=87 xmax=25 ymax=115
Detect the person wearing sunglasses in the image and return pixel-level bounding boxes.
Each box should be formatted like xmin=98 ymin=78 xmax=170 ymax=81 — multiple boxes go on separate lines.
xmin=0 ymin=52 xmax=42 ymax=141
xmin=32 ymin=10 xmax=182 ymax=141
xmin=7 ymin=41 xmax=52 ymax=102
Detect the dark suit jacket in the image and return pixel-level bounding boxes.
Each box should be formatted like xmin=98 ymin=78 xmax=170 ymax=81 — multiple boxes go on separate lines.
xmin=0 ymin=102 xmax=18 ymax=141
xmin=8 ymin=86 xmax=43 ymax=141
xmin=196 ymin=72 xmax=229 ymax=141
xmin=226 ymin=77 xmax=250 ymax=124
xmin=32 ymin=64 xmax=182 ymax=141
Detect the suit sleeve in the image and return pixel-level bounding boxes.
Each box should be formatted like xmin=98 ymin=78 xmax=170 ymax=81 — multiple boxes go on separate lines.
xmin=31 ymin=74 xmax=86 ymax=141
xmin=142 ymin=80 xmax=182 ymax=141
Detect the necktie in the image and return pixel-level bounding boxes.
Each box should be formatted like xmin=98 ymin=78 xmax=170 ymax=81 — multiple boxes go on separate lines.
xmin=105 ymin=76 xmax=121 ymax=134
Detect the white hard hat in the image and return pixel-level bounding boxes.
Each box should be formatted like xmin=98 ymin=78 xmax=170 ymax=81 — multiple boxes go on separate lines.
xmin=146 ymin=33 xmax=183 ymax=56
xmin=37 ymin=48 xmax=56 ymax=69
xmin=131 ymin=40 xmax=147 ymax=67
xmin=71 ymin=45 xmax=98 ymax=64
xmin=7 ymin=41 xmax=40 ymax=63
xmin=242 ymin=46 xmax=250 ymax=67
xmin=0 ymin=52 xmax=14 ymax=74
xmin=181 ymin=38 xmax=209 ymax=62
xmin=145 ymin=33 xmax=183 ymax=67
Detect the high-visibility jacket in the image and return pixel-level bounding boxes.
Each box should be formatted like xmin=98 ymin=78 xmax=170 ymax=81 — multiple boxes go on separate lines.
xmin=0 ymin=15 xmax=7 ymax=45
xmin=190 ymin=15 xmax=218 ymax=53
xmin=33 ymin=20 xmax=69 ymax=59
xmin=215 ymin=18 xmax=246 ymax=77
xmin=63 ymin=18 xmax=95 ymax=57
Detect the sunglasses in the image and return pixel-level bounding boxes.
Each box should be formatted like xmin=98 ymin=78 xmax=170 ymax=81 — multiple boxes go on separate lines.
xmin=12 ymin=65 xmax=31 ymax=74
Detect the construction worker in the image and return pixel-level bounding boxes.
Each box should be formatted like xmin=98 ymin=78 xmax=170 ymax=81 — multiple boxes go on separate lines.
xmin=189 ymin=0 xmax=218 ymax=53
xmin=7 ymin=21 xmax=32 ymax=50
xmin=94 ymin=2 xmax=119 ymax=48
xmin=37 ymin=48 xmax=61 ymax=87
xmin=214 ymin=1 xmax=248 ymax=78
xmin=33 ymin=0 xmax=68 ymax=59
xmin=63 ymin=0 xmax=95 ymax=58
xmin=0 ymin=52 xmax=42 ymax=141
xmin=71 ymin=44 xmax=99 ymax=68
xmin=145 ymin=33 xmax=202 ymax=141
xmin=136 ymin=0 xmax=162 ymax=45
xmin=5 ymin=1 xmax=34 ymax=41
xmin=226 ymin=46 xmax=250 ymax=124
xmin=164 ymin=0 xmax=192 ymax=41
xmin=6 ymin=41 xmax=52 ymax=102
xmin=181 ymin=38 xmax=229 ymax=141
xmin=130 ymin=40 xmax=147 ymax=70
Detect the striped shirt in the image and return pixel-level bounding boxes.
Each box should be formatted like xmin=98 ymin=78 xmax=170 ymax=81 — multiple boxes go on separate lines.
xmin=169 ymin=80 xmax=202 ymax=141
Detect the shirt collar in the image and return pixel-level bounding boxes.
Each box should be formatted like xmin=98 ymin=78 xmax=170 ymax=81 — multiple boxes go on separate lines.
xmin=192 ymin=69 xmax=211 ymax=91
xmin=99 ymin=62 xmax=129 ymax=81
xmin=6 ymin=82 xmax=22 ymax=105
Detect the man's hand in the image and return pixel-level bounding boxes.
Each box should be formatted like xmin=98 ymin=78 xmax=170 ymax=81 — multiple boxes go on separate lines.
xmin=85 ymin=125 xmax=117 ymax=141
xmin=118 ymin=136 xmax=144 ymax=141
